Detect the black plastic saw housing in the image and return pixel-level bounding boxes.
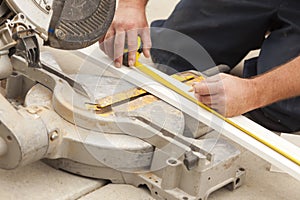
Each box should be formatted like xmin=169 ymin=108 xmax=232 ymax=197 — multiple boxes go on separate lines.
xmin=46 ymin=0 xmax=115 ymax=50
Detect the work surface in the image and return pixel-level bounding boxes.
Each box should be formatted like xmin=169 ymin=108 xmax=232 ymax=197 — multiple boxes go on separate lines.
xmin=1 ymin=150 xmax=299 ymax=200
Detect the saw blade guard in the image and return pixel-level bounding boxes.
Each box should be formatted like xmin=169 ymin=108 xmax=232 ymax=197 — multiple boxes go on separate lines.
xmin=46 ymin=0 xmax=115 ymax=50
xmin=3 ymin=0 xmax=115 ymax=50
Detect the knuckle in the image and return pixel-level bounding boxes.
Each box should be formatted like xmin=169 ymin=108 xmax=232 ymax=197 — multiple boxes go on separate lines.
xmin=216 ymin=83 xmax=224 ymax=92
xmin=125 ymin=22 xmax=136 ymax=30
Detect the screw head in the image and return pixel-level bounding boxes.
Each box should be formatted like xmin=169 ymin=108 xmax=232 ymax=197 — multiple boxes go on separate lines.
xmin=55 ymin=29 xmax=66 ymax=40
xmin=50 ymin=130 xmax=59 ymax=141
xmin=45 ymin=5 xmax=51 ymax=11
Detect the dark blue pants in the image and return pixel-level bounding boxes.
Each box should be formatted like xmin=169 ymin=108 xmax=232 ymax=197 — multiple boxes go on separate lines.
xmin=150 ymin=0 xmax=300 ymax=132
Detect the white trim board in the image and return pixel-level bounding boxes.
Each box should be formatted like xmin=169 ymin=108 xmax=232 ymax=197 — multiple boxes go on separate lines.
xmin=76 ymin=46 xmax=300 ymax=181
xmin=270 ymin=133 xmax=300 ymax=173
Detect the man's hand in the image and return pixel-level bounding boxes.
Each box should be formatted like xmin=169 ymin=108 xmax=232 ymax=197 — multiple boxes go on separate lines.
xmin=192 ymin=73 xmax=258 ymax=117
xmin=192 ymin=56 xmax=300 ymax=117
xmin=99 ymin=0 xmax=151 ymax=67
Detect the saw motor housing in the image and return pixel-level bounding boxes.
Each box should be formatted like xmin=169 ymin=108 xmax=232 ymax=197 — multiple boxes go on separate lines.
xmin=0 ymin=0 xmax=115 ymax=83
xmin=1 ymin=0 xmax=115 ymax=49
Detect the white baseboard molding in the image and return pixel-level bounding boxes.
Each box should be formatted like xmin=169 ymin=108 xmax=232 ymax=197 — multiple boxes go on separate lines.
xmin=76 ymin=46 xmax=300 ymax=181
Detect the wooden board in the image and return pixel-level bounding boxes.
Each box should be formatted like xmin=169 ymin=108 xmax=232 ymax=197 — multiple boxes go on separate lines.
xmin=77 ymin=46 xmax=300 ymax=181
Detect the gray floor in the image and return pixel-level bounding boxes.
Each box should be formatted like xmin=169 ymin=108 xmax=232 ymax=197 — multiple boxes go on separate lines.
xmin=1 ymin=1 xmax=300 ymax=200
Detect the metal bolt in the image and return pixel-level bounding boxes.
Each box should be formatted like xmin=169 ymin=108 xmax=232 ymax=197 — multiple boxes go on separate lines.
xmin=19 ymin=14 xmax=25 ymax=20
xmin=55 ymin=29 xmax=66 ymax=40
xmin=50 ymin=130 xmax=59 ymax=141
xmin=45 ymin=5 xmax=51 ymax=11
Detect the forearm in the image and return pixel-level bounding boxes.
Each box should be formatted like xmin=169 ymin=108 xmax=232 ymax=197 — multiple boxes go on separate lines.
xmin=252 ymin=55 xmax=300 ymax=108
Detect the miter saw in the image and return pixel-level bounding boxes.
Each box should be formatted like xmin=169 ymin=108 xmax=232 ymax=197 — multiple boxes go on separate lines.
xmin=0 ymin=1 xmax=245 ymax=200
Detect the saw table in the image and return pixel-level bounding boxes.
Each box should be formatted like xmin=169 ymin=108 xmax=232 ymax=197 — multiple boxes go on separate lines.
xmin=0 ymin=47 xmax=246 ymax=200
xmin=0 ymin=0 xmax=299 ymax=199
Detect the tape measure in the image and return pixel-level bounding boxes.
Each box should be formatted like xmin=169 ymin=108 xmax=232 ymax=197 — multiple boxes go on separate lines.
xmin=123 ymin=36 xmax=143 ymax=67
xmin=123 ymin=37 xmax=300 ymax=166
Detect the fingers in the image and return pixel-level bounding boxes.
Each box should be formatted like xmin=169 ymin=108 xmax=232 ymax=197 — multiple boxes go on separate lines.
xmin=192 ymin=81 xmax=223 ymax=96
xmin=140 ymin=28 xmax=152 ymax=58
xmin=114 ymin=31 xmax=126 ymax=67
xmin=127 ymin=30 xmax=138 ymax=66
xmin=195 ymin=91 xmax=225 ymax=114
xmin=120 ymin=28 xmax=151 ymax=66
xmin=99 ymin=5 xmax=150 ymax=67
xmin=204 ymin=73 xmax=227 ymax=83
xmin=192 ymin=77 xmax=226 ymax=114
xmin=101 ymin=29 xmax=115 ymax=59
xmin=197 ymin=94 xmax=215 ymax=106
xmin=100 ymin=29 xmax=150 ymax=67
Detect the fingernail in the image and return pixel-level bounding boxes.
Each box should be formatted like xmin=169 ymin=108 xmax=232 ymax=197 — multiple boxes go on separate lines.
xmin=144 ymin=50 xmax=150 ymax=58
xmin=115 ymin=62 xmax=121 ymax=68
xmin=128 ymin=60 xmax=134 ymax=66
xmin=188 ymin=87 xmax=194 ymax=92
